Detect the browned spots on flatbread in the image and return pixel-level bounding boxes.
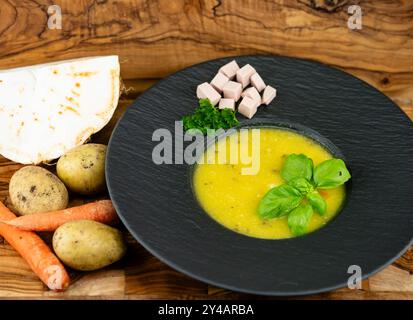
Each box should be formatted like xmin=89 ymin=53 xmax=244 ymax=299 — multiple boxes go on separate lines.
xmin=65 ymin=106 xmax=80 ymax=116
xmin=71 ymin=90 xmax=80 ymax=97
xmin=75 ymin=82 xmax=81 ymax=88
xmin=66 ymin=96 xmax=79 ymax=107
xmin=53 ymin=70 xmax=59 ymax=75
xmin=16 ymin=121 xmax=25 ymax=136
xmin=72 ymin=71 xmax=97 ymax=77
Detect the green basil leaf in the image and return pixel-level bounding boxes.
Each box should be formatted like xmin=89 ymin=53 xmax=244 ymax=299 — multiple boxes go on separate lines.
xmin=307 ymin=190 xmax=327 ymax=216
xmin=287 ymin=203 xmax=313 ymax=236
xmin=288 ymin=178 xmax=314 ymax=195
xmin=258 ymin=184 xmax=303 ymax=219
xmin=281 ymin=154 xmax=313 ymax=183
xmin=313 ymin=159 xmax=351 ymax=189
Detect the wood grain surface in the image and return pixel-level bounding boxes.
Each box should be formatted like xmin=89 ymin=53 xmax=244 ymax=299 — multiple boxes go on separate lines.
xmin=0 ymin=0 xmax=412 ymax=299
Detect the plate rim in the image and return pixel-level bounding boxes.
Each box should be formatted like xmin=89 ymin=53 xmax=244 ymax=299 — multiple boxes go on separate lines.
xmin=106 ymin=54 xmax=413 ymax=296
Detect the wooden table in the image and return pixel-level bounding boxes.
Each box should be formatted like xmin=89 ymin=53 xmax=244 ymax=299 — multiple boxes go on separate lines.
xmin=0 ymin=0 xmax=412 ymax=299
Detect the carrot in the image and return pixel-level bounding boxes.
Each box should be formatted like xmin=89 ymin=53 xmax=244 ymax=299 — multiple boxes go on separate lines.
xmin=0 ymin=201 xmax=70 ymax=291
xmin=6 ymin=200 xmax=118 ymax=232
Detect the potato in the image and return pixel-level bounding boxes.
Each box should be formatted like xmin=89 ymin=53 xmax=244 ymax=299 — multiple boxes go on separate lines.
xmin=53 ymin=220 xmax=126 ymax=271
xmin=57 ymin=144 xmax=107 ymax=195
xmin=9 ymin=166 xmax=69 ymax=216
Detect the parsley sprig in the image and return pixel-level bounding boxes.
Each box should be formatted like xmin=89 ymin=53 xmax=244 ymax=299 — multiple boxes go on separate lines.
xmin=182 ymin=99 xmax=239 ymax=134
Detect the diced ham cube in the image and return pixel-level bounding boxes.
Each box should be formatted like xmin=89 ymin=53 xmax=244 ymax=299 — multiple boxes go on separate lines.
xmin=218 ymin=98 xmax=235 ymax=110
xmin=241 ymin=87 xmax=261 ymax=108
xmin=250 ymin=73 xmax=266 ymax=92
xmin=223 ymin=81 xmax=242 ymax=102
xmin=196 ymin=82 xmax=221 ymax=106
xmin=219 ymin=60 xmax=240 ymax=80
xmin=262 ymin=85 xmax=277 ymax=105
xmin=236 ymin=64 xmax=256 ymax=88
xmin=238 ymin=96 xmax=257 ymax=119
xmin=210 ymin=72 xmax=229 ymax=93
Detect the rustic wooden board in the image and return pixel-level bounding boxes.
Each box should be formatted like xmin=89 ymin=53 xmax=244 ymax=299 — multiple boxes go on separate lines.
xmin=0 ymin=0 xmax=412 ymax=299
xmin=0 ymin=0 xmax=412 ymax=114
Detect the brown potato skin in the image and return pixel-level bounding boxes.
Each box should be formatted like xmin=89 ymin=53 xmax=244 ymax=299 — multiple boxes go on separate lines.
xmin=9 ymin=166 xmax=69 ymax=216
xmin=57 ymin=144 xmax=107 ymax=195
xmin=53 ymin=220 xmax=126 ymax=271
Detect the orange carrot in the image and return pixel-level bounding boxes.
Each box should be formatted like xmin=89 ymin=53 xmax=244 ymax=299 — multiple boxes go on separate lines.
xmin=6 ymin=200 xmax=118 ymax=232
xmin=0 ymin=201 xmax=70 ymax=291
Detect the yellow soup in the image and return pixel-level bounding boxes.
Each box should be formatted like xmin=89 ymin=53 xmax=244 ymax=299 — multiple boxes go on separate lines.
xmin=193 ymin=128 xmax=345 ymax=239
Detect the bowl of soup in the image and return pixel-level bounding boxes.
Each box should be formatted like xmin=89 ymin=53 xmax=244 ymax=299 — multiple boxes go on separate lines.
xmin=193 ymin=126 xmax=347 ymax=239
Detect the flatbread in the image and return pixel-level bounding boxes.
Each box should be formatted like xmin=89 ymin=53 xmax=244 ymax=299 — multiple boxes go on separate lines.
xmin=0 ymin=56 xmax=120 ymax=164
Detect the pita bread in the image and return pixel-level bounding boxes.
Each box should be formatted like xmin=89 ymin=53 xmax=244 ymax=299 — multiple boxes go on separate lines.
xmin=0 ymin=56 xmax=120 ymax=164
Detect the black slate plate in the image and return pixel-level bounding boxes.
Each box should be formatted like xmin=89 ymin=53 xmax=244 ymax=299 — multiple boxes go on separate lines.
xmin=106 ymin=55 xmax=413 ymax=296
